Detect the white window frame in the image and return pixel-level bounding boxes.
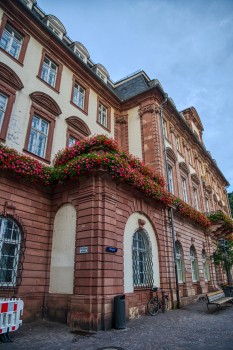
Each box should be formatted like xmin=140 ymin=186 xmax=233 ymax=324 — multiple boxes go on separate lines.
xmin=193 ymin=187 xmax=199 ymax=210
xmin=41 ymin=56 xmax=58 ymax=88
xmin=202 ymin=250 xmax=208 ymax=282
xmin=73 ymin=82 xmax=85 ymax=109
xmin=0 ymin=93 xmax=8 ymax=132
xmin=175 ymin=243 xmax=183 ymax=283
xmin=99 ymin=102 xmax=107 ymax=128
xmin=0 ymin=216 xmax=21 ymax=286
xmin=97 ymin=71 xmax=105 ymax=80
xmin=168 ymin=165 xmax=174 ymax=194
xmin=68 ymin=136 xmax=76 ymax=147
xmin=206 ymin=198 xmax=209 ymax=213
xmin=0 ymin=23 xmax=23 ymax=60
xmin=182 ymin=177 xmax=188 ymax=203
xmin=176 ymin=136 xmax=181 ymax=153
xmin=28 ymin=115 xmax=49 ymax=158
xmin=190 ymin=247 xmax=197 ymax=282
xmin=75 ymin=50 xmax=85 ymax=60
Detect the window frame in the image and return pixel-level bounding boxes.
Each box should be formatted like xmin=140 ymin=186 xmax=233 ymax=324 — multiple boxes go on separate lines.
xmin=96 ymin=97 xmax=111 ymax=132
xmin=188 ymin=148 xmax=192 ymax=165
xmin=163 ymin=119 xmax=168 ymax=139
xmin=206 ymin=198 xmax=210 ymax=213
xmin=37 ymin=49 xmax=63 ymax=93
xmin=176 ymin=135 xmax=181 ymax=153
xmin=65 ymin=116 xmax=91 ymax=148
xmin=193 ymin=187 xmax=199 ymax=210
xmin=168 ymin=165 xmax=174 ymax=194
xmin=190 ymin=247 xmax=197 ymax=282
xmin=70 ymin=75 xmax=90 ymax=115
xmin=0 ymin=14 xmax=30 ymax=66
xmin=24 ymin=102 xmax=57 ymax=164
xmin=182 ymin=177 xmax=188 ymax=203
xmin=28 ymin=115 xmax=49 ymax=159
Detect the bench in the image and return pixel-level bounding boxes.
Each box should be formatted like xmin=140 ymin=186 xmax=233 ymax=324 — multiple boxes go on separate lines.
xmin=206 ymin=290 xmax=233 ymax=314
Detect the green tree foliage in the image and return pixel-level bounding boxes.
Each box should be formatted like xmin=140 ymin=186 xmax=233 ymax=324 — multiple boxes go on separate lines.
xmin=228 ymin=192 xmax=233 ymax=217
xmin=210 ymin=238 xmax=233 ymax=281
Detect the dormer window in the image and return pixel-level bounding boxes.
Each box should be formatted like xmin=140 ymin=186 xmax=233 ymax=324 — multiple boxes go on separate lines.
xmin=70 ymin=42 xmax=90 ymax=64
xmin=75 ymin=50 xmax=85 ymax=60
xmin=22 ymin=0 xmax=36 ymax=9
xmin=92 ymin=64 xmax=109 ymax=83
xmin=97 ymin=71 xmax=105 ymax=80
xmin=43 ymin=15 xmax=66 ymax=40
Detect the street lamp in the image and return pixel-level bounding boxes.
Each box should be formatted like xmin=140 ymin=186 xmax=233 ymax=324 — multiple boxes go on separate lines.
xmin=218 ymin=238 xmax=232 ymax=288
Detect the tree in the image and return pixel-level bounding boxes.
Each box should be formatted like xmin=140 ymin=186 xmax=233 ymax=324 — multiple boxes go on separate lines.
xmin=228 ymin=192 xmax=233 ymax=217
xmin=209 ymin=237 xmax=233 ymax=286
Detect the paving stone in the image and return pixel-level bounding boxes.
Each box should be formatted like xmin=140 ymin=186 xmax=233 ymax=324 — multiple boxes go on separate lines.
xmin=4 ymin=300 xmax=233 ymax=350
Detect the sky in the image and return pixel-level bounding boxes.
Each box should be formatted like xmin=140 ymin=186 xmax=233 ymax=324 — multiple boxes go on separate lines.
xmin=38 ymin=0 xmax=233 ymax=192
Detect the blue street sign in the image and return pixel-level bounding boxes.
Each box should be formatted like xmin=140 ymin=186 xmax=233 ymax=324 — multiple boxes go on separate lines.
xmin=106 ymin=247 xmax=118 ymax=253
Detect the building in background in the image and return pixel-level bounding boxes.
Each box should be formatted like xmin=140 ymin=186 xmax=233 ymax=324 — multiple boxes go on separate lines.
xmin=0 ymin=0 xmax=232 ymax=331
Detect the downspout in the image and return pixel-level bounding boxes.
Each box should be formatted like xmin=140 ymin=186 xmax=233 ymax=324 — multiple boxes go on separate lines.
xmin=225 ymin=185 xmax=232 ymax=219
xmin=160 ymin=94 xmax=181 ymax=309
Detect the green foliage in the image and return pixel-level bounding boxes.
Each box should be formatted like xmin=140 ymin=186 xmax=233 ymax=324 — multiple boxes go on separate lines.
xmin=228 ymin=192 xmax=233 ymax=217
xmin=209 ymin=238 xmax=233 ymax=275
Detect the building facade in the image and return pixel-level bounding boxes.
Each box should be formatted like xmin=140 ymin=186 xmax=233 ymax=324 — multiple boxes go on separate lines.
xmin=0 ymin=0 xmax=232 ymax=331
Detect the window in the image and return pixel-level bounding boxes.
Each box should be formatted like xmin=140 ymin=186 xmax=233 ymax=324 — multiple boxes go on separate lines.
xmin=193 ymin=187 xmax=199 ymax=210
xmin=28 ymin=115 xmax=49 ymax=158
xmin=99 ymin=103 xmax=107 ymax=128
xmin=188 ymin=149 xmax=192 ymax=164
xmin=0 ymin=23 xmax=23 ymax=60
xmin=163 ymin=120 xmax=168 ymax=138
xmin=190 ymin=247 xmax=199 ymax=282
xmin=73 ymin=82 xmax=85 ymax=110
xmin=206 ymin=198 xmax=209 ymax=213
xmin=75 ymin=50 xmax=84 ymax=60
xmin=0 ymin=93 xmax=7 ymax=132
xmin=202 ymin=250 xmax=208 ymax=282
xmin=37 ymin=49 xmax=63 ymax=93
xmin=48 ymin=24 xmax=60 ymax=36
xmin=132 ymin=230 xmax=153 ymax=288
xmin=24 ymin=92 xmax=61 ymax=163
xmin=176 ymin=136 xmax=181 ymax=152
xmin=0 ymin=15 xmax=30 ymax=66
xmin=198 ymin=161 xmax=202 ymax=176
xmin=182 ymin=177 xmax=188 ymax=203
xmin=0 ymin=216 xmax=21 ymax=285
xmin=96 ymin=97 xmax=111 ymax=132
xmin=70 ymin=75 xmax=90 ymax=115
xmin=97 ymin=71 xmax=105 ymax=80
xmin=175 ymin=243 xmax=184 ymax=283
xmin=41 ymin=57 xmax=58 ymax=88
xmin=168 ymin=165 xmax=174 ymax=194
xmin=68 ymin=136 xmax=76 ymax=147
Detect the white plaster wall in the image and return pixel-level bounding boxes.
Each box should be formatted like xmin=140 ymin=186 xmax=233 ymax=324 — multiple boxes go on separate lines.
xmin=128 ymin=107 xmax=142 ymax=159
xmin=124 ymin=212 xmax=160 ymax=293
xmin=177 ymin=152 xmax=185 ymax=163
xmin=0 ymin=9 xmax=115 ymax=162
xmin=165 ymin=139 xmax=172 ymax=148
xmin=189 ymin=164 xmax=196 ymax=174
xmin=49 ymin=203 xmax=76 ymax=294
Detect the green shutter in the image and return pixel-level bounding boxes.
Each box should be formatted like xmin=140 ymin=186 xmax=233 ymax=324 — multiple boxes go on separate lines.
xmin=181 ymin=256 xmax=186 ymax=283
xmin=206 ymin=261 xmax=210 ymax=281
xmin=195 ymin=259 xmax=200 ymax=282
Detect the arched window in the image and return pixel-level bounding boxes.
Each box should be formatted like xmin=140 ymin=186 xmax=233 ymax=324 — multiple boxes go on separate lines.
xmin=175 ymin=242 xmax=185 ymax=283
xmin=202 ymin=250 xmax=210 ymax=282
xmin=0 ymin=216 xmax=21 ymax=286
xmin=132 ymin=230 xmax=153 ymax=288
xmin=190 ymin=246 xmax=199 ymax=282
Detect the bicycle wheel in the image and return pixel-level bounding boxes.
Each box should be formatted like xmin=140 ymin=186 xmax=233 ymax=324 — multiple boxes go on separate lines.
xmin=161 ymin=298 xmax=168 ymax=313
xmin=147 ymin=298 xmax=159 ymax=316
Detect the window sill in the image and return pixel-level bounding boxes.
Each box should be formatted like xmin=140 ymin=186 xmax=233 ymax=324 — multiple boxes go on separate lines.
xmin=96 ymin=120 xmax=110 ymax=133
xmin=0 ymin=48 xmax=23 ymax=67
xmin=177 ymin=150 xmax=184 ymax=158
xmin=70 ymin=100 xmax=88 ymax=115
xmin=23 ymin=149 xmax=51 ymax=165
xmin=36 ymin=76 xmax=59 ymax=94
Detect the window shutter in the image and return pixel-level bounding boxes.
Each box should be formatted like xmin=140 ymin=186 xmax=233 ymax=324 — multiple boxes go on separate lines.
xmin=206 ymin=261 xmax=210 ymax=281
xmin=195 ymin=259 xmax=200 ymax=282
xmin=181 ymin=256 xmax=186 ymax=283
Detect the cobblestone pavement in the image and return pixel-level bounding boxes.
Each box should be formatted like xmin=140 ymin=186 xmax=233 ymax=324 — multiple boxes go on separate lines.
xmin=3 ymin=300 xmax=233 ymax=350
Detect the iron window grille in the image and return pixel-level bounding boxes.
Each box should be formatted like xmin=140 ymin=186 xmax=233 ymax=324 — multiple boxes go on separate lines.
xmin=0 ymin=214 xmax=26 ymax=289
xmin=0 ymin=23 xmax=23 ymax=60
xmin=132 ymin=229 xmax=154 ymax=289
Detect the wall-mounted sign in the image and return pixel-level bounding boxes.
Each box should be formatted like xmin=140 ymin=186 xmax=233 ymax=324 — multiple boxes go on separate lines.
xmin=79 ymin=247 xmax=88 ymax=254
xmin=106 ymin=247 xmax=117 ymax=253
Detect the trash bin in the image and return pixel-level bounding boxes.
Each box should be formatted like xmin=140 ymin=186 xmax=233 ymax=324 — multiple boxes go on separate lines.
xmin=114 ymin=294 xmax=126 ymax=329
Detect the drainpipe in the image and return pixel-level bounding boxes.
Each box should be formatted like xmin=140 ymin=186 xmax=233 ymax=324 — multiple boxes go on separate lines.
xmin=160 ymin=94 xmax=181 ymax=309
xmin=225 ymin=185 xmax=232 ymax=219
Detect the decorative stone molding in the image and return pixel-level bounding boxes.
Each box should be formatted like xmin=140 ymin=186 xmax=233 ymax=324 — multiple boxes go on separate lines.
xmin=213 ymin=194 xmax=218 ymax=202
xmin=191 ymin=173 xmax=200 ymax=187
xmin=218 ymin=200 xmax=223 ymax=207
xmin=166 ymin=147 xmax=177 ymax=167
xmin=138 ymin=219 xmax=146 ymax=228
xmin=176 ymin=231 xmax=181 ymax=238
xmin=0 ymin=62 xmax=24 ymax=91
xmin=179 ymin=162 xmax=190 ymax=179
xmin=182 ymin=138 xmax=187 ymax=148
xmin=170 ymin=123 xmax=175 ymax=134
xmin=191 ymin=237 xmax=195 ymax=243
xmin=30 ymin=91 xmax=62 ymax=116
xmin=4 ymin=201 xmax=16 ymax=216
xmin=116 ymin=115 xmax=127 ymax=124
xmin=138 ymin=103 xmax=156 ymax=117
xmin=205 ymin=185 xmax=212 ymax=195
xmin=66 ymin=116 xmax=91 ymax=137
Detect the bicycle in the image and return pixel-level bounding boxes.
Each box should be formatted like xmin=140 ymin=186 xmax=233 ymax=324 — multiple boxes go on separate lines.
xmin=147 ymin=287 xmax=169 ymax=316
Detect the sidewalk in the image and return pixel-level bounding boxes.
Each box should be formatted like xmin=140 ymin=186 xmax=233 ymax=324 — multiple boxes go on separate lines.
xmin=5 ymin=300 xmax=233 ymax=350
